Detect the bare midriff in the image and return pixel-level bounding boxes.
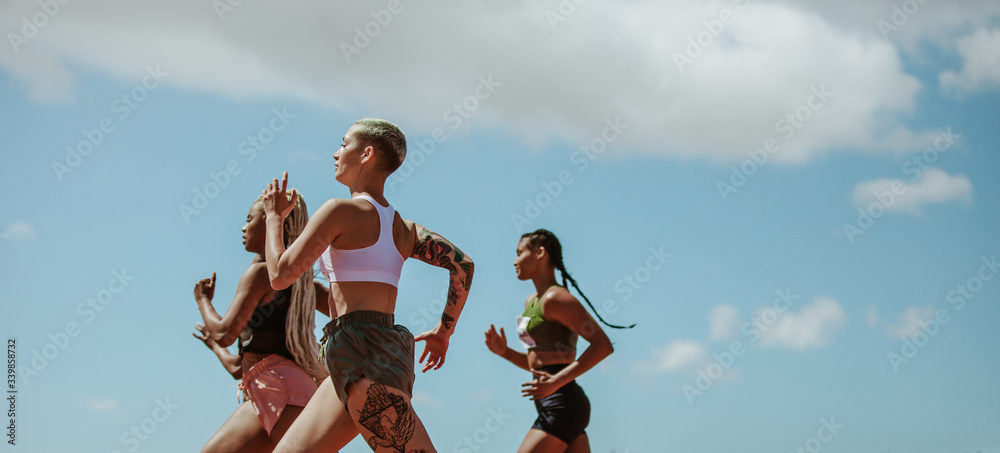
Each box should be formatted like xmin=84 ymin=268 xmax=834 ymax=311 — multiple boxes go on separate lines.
xmin=527 ymin=349 xmax=577 ymax=370
xmin=329 ymin=281 xmax=399 ymax=316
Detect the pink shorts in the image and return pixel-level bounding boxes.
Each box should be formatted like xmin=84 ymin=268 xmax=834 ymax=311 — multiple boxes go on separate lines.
xmin=237 ymin=355 xmax=317 ymax=435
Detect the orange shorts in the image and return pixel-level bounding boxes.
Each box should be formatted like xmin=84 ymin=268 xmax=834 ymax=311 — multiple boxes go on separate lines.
xmin=238 ymin=355 xmax=317 ymax=435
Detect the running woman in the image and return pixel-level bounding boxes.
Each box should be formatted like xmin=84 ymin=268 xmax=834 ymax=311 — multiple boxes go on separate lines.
xmin=484 ymin=229 xmax=633 ymax=453
xmin=262 ymin=118 xmax=475 ymax=453
xmin=192 ymin=192 xmax=330 ymax=452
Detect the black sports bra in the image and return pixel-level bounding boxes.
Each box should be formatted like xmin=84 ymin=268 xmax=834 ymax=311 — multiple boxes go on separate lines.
xmin=239 ymin=287 xmax=293 ymax=359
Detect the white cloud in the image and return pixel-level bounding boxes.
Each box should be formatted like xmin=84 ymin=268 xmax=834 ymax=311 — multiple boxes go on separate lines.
xmin=1 ymin=221 xmax=37 ymax=241
xmin=410 ymin=389 xmax=445 ymax=409
xmin=84 ymin=398 xmax=117 ymax=412
xmin=940 ymin=28 xmax=1000 ymax=94
xmin=1 ymin=0 xmax=981 ymax=164
xmin=709 ymin=304 xmax=741 ymax=342
xmin=758 ymin=298 xmax=847 ymax=351
xmin=636 ymin=340 xmax=707 ymax=375
xmin=851 ymin=167 xmax=973 ymax=213
xmin=886 ymin=306 xmax=935 ymax=339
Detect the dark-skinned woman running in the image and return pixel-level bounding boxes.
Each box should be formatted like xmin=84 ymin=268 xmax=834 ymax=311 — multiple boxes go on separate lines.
xmin=192 ymin=192 xmax=331 ymax=453
xmin=485 ymin=229 xmax=633 ymax=453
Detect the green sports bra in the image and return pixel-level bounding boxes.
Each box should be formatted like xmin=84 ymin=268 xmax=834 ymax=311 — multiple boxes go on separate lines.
xmin=516 ymin=286 xmax=579 ymax=353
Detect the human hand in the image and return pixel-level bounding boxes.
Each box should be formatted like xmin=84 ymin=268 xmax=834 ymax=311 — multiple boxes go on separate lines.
xmin=521 ymin=369 xmax=564 ymax=400
xmin=260 ymin=171 xmax=298 ymax=221
xmin=194 ymin=272 xmax=216 ymax=302
xmin=414 ymin=324 xmax=452 ymax=373
xmin=192 ymin=323 xmax=216 ymax=350
xmin=484 ymin=324 xmax=507 ymax=356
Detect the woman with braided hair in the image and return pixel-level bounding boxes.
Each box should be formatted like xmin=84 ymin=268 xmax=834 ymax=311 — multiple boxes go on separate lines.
xmin=192 ymin=191 xmax=332 ymax=453
xmin=485 ymin=229 xmax=633 ymax=453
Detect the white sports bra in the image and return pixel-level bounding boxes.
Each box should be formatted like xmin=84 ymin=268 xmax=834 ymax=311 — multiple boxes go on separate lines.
xmin=319 ymin=195 xmax=405 ymax=287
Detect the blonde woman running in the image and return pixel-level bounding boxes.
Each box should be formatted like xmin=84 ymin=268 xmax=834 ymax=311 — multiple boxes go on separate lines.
xmin=263 ymin=118 xmax=475 ymax=453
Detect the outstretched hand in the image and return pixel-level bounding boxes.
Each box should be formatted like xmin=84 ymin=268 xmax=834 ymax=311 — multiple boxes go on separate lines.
xmin=414 ymin=325 xmax=451 ymax=373
xmin=484 ymin=324 xmax=507 ymax=356
xmin=260 ymin=171 xmax=298 ymax=220
xmin=193 ymin=272 xmax=216 ymax=302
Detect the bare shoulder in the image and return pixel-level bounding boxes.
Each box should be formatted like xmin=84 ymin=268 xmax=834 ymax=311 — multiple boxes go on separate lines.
xmin=540 ymin=286 xmax=581 ymax=314
xmin=316 ymin=197 xmax=363 ymax=217
xmin=239 ymin=262 xmax=271 ymax=291
xmin=399 ymin=216 xmax=418 ymax=234
xmin=312 ymin=198 xmax=368 ymax=235
xmin=243 ymin=262 xmax=269 ymax=280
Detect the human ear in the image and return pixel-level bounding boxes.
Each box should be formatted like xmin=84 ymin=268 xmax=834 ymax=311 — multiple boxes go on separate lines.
xmin=361 ymin=146 xmax=374 ymax=164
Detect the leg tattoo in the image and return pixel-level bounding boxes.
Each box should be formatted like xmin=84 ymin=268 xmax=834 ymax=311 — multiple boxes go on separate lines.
xmin=358 ymin=383 xmax=416 ymax=452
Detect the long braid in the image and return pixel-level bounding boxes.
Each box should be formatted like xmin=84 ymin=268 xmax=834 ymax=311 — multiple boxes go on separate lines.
xmin=523 ymin=229 xmax=635 ymax=330
xmin=556 ymin=261 xmax=635 ymax=330
xmin=256 ymin=193 xmax=329 ymax=384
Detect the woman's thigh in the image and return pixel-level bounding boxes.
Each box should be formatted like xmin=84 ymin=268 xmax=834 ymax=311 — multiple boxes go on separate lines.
xmin=345 ymin=377 xmax=436 ymax=452
xmin=268 ymin=404 xmax=305 ymax=445
xmin=272 ymin=379 xmax=360 ymax=453
xmin=517 ymin=428 xmax=568 ymax=453
xmin=201 ymin=401 xmax=272 ymax=453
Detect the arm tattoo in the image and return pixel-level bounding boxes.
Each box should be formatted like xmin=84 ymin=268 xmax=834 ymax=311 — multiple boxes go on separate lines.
xmin=358 ymin=383 xmax=416 ymax=452
xmin=441 ymin=313 xmax=455 ymax=331
xmin=412 ymin=228 xmax=474 ymax=306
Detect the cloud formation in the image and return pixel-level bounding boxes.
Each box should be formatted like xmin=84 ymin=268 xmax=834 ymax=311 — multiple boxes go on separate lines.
xmin=758 ymin=297 xmax=847 ymax=351
xmin=709 ymin=304 xmax=741 ymax=341
xmin=941 ymin=28 xmax=1000 ymax=94
xmin=3 ymin=1 xmax=996 ymax=164
xmin=2 ymin=221 xmax=37 ymax=241
xmin=636 ymin=340 xmax=707 ymax=375
xmin=886 ymin=306 xmax=935 ymax=339
xmin=851 ymin=167 xmax=973 ymax=213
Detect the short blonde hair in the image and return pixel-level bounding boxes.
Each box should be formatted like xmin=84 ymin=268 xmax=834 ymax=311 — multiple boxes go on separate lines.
xmin=352 ymin=118 xmax=407 ymax=174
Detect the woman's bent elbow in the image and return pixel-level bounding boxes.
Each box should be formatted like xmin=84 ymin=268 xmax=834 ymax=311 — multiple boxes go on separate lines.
xmin=216 ymin=333 xmax=238 ymax=348
xmin=269 ymin=276 xmax=293 ymax=291
xmin=601 ymin=340 xmax=615 ymax=359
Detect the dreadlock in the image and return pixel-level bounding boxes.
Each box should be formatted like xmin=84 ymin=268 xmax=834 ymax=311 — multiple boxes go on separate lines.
xmin=521 ymin=229 xmax=635 ymax=329
xmin=254 ymin=192 xmax=329 ymax=384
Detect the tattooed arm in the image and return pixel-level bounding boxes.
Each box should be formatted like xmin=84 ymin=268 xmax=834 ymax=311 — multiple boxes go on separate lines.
xmin=409 ymin=223 xmax=475 ymax=372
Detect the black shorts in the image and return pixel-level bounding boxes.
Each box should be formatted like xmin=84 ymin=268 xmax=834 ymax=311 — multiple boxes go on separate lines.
xmin=531 ymin=364 xmax=591 ymax=445
xmin=320 ymin=311 xmax=415 ymax=407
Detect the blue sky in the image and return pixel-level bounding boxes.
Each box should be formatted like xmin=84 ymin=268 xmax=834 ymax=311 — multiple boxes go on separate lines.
xmin=1 ymin=1 xmax=999 ymax=452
